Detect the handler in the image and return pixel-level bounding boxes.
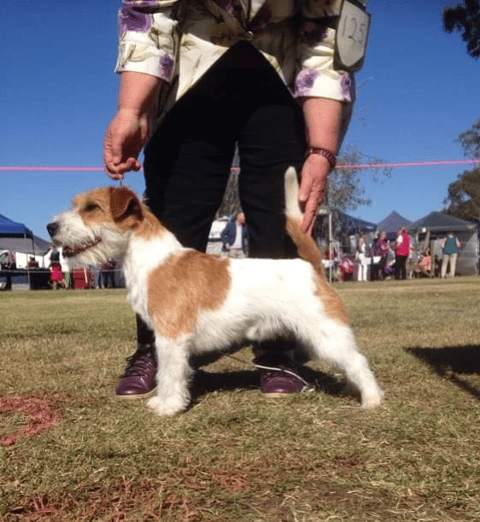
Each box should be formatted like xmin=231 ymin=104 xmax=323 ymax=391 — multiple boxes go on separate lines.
xmin=104 ymin=0 xmax=369 ymax=398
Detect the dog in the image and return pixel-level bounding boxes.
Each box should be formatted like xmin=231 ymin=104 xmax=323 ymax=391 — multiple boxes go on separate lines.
xmin=47 ymin=169 xmax=382 ymax=415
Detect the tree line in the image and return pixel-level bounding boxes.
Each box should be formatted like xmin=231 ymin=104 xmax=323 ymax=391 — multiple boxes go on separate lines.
xmin=442 ymin=1 xmax=480 ymax=220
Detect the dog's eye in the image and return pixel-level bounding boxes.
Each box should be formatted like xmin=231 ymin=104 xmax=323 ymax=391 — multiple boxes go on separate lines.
xmin=84 ymin=203 xmax=100 ymax=212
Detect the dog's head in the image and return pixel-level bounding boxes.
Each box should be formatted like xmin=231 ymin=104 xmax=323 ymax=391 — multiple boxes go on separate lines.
xmin=47 ymin=186 xmax=144 ymax=267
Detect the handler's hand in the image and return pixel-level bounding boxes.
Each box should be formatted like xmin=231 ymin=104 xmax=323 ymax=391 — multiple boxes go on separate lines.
xmin=298 ymin=153 xmax=331 ymax=235
xmin=103 ymin=109 xmax=149 ymax=180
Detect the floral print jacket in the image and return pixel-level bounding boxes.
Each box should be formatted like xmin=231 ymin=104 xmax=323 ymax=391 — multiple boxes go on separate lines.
xmin=116 ymin=0 xmax=355 ymax=116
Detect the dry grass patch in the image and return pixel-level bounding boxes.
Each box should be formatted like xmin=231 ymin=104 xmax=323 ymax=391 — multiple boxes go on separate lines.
xmin=1 ymin=279 xmax=480 ymax=521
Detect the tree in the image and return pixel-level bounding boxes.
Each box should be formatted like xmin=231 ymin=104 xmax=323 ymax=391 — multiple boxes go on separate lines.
xmin=444 ymin=168 xmax=480 ymax=219
xmin=442 ymin=0 xmax=480 ymax=59
xmin=217 ymin=144 xmax=392 ymax=218
xmin=444 ymin=118 xmax=480 ymax=219
xmin=326 ymin=145 xmax=392 ymax=213
xmin=216 ymin=146 xmax=241 ymax=217
xmin=217 ymin=166 xmax=241 ymax=217
xmin=457 ymin=116 xmax=480 ymax=157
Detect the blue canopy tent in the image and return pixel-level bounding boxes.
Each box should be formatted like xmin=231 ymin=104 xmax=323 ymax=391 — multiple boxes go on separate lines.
xmin=336 ymin=211 xmax=377 ymax=234
xmin=0 ymin=213 xmax=34 ymax=238
xmin=0 ymin=214 xmax=41 ymax=289
xmin=0 ymin=213 xmax=38 ymax=259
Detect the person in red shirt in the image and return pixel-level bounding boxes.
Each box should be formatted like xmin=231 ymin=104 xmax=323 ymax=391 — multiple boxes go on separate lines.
xmin=395 ymin=227 xmax=410 ymax=280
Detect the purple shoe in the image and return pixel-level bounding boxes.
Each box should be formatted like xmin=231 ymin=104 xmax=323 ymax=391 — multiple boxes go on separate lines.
xmin=259 ymin=367 xmax=306 ymax=396
xmin=115 ymin=345 xmax=157 ymax=399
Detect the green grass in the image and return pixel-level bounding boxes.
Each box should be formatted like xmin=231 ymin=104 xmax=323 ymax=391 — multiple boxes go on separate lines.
xmin=1 ymin=278 xmax=480 ymax=521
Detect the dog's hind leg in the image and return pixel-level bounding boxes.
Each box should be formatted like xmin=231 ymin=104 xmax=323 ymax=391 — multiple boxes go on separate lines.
xmin=298 ymin=319 xmax=383 ymax=409
xmin=146 ymin=335 xmax=193 ymax=416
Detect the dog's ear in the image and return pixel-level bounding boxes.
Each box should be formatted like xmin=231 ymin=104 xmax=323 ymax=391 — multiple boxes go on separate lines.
xmin=109 ymin=187 xmax=143 ymax=223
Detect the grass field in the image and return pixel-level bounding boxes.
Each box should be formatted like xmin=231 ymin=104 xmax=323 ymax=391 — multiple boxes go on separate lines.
xmin=1 ymin=277 xmax=480 ymax=521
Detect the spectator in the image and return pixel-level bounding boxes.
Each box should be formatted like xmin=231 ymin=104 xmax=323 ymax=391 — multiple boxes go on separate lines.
xmin=0 ymin=251 xmax=16 ymax=291
xmin=49 ymin=246 xmax=64 ymax=290
xmin=413 ymin=249 xmax=432 ymax=277
xmin=395 ymin=227 xmax=410 ymax=280
xmin=356 ymin=232 xmax=368 ymax=282
xmin=100 ymin=259 xmax=117 ymax=288
xmin=338 ymin=256 xmax=355 ymax=282
xmin=27 ymin=256 xmax=39 ymax=268
xmin=440 ymin=232 xmax=461 ymax=278
xmin=324 ymin=246 xmax=337 ymax=261
xmin=371 ymin=231 xmax=388 ymax=281
xmin=220 ymin=212 xmax=249 ymax=258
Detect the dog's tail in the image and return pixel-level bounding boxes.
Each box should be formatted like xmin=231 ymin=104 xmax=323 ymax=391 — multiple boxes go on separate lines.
xmin=284 ymin=167 xmax=325 ymax=276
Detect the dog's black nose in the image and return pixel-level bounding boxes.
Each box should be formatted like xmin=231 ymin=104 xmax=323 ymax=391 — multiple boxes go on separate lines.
xmin=47 ymin=222 xmax=59 ymax=237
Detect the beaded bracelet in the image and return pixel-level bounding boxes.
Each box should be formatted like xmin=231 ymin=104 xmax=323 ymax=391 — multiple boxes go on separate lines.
xmin=306 ymin=147 xmax=337 ymax=170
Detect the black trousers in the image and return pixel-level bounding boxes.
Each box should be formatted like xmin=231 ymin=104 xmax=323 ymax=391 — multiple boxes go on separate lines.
xmin=137 ymin=42 xmax=306 ymax=347
xmin=395 ymin=255 xmax=408 ymax=280
xmin=144 ymin=41 xmax=306 ymax=257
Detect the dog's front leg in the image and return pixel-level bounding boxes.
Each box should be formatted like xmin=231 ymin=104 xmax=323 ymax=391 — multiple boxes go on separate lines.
xmin=146 ymin=335 xmax=193 ymax=416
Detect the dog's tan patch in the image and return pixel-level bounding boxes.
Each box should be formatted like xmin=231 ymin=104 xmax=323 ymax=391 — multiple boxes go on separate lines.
xmin=108 ymin=187 xmax=168 ymax=239
xmin=71 ymin=187 xmax=138 ymax=232
xmin=71 ymin=187 xmax=162 ymax=236
xmin=314 ymin=274 xmax=348 ymax=324
xmin=108 ymin=186 xmax=152 ymax=234
xmin=127 ymin=207 xmax=167 ymax=239
xmin=286 ymin=216 xmax=348 ymax=324
xmin=73 ymin=188 xmax=112 ymax=226
xmin=147 ymin=251 xmax=231 ymax=339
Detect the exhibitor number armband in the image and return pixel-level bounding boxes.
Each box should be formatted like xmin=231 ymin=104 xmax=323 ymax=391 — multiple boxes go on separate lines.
xmin=334 ymin=0 xmax=371 ymax=72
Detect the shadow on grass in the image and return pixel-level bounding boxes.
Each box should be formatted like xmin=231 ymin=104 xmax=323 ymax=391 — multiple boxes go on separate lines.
xmin=190 ymin=362 xmax=345 ymax=403
xmin=406 ymin=345 xmax=480 ymax=401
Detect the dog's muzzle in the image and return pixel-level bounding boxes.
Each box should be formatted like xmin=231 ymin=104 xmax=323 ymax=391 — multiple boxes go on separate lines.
xmin=46 ymin=222 xmax=102 ymax=257
xmin=61 ymin=238 xmax=102 ymax=258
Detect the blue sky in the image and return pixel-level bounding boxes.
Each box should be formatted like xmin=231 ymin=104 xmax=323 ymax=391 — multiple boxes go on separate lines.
xmin=1 ymin=1 xmax=480 ymax=239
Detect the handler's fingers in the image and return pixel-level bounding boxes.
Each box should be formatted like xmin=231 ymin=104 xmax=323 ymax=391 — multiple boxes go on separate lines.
xmin=299 ymin=155 xmax=330 ymax=234
xmin=299 ymin=179 xmax=327 ymax=234
xmin=103 ymin=127 xmax=122 ymax=177
xmin=105 ymin=158 xmax=141 ymax=181
xmin=301 ymin=189 xmax=324 ymax=235
xmin=103 ymin=113 xmax=145 ymax=179
xmin=104 ymin=135 xmax=139 ymax=179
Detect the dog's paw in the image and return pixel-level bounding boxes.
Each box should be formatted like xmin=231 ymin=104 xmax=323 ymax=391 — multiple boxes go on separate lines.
xmin=342 ymin=378 xmax=383 ymax=409
xmin=360 ymin=389 xmax=383 ymax=409
xmin=146 ymin=395 xmax=186 ymax=416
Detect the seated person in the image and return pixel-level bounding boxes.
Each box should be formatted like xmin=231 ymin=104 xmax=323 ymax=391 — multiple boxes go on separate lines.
xmin=27 ymin=256 xmax=39 ymax=268
xmin=324 ymin=247 xmax=337 ymax=261
xmin=338 ymin=257 xmax=355 ymax=281
xmin=414 ymin=249 xmax=432 ymax=277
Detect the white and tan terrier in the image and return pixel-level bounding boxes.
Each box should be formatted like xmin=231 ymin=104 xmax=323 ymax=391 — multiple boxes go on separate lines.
xmin=47 ymin=169 xmax=382 ymax=415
